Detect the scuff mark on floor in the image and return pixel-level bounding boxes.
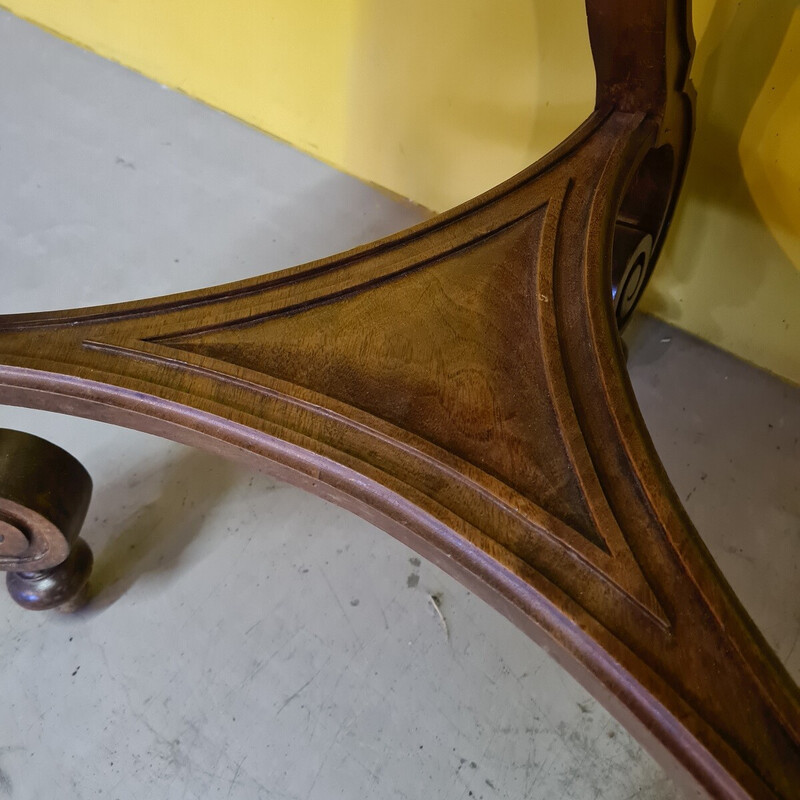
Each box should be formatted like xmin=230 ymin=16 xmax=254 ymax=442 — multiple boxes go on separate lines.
xmin=428 ymin=593 xmax=449 ymax=640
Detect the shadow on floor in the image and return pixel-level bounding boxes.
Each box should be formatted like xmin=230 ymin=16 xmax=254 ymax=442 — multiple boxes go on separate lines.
xmin=82 ymin=449 xmax=242 ymax=614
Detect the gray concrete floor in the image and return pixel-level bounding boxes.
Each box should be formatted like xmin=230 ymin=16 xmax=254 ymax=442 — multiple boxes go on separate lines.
xmin=0 ymin=11 xmax=797 ymax=800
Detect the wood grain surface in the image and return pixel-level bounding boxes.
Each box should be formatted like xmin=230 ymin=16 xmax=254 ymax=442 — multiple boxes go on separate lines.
xmin=0 ymin=2 xmax=797 ymax=797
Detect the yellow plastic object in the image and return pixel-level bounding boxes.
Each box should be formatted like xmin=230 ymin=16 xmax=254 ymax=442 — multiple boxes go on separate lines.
xmin=642 ymin=0 xmax=800 ymax=385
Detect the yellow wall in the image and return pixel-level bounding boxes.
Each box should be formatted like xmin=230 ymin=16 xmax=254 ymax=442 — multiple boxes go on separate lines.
xmin=3 ymin=0 xmax=799 ymax=384
xmin=643 ymin=0 xmax=800 ymax=386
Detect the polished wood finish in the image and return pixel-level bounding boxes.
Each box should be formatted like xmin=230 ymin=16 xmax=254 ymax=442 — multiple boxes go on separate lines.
xmin=6 ymin=537 xmax=92 ymax=611
xmin=0 ymin=429 xmax=93 ymax=609
xmin=0 ymin=1 xmax=797 ymax=797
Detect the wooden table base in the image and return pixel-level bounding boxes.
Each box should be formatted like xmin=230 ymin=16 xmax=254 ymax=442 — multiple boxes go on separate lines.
xmin=0 ymin=1 xmax=798 ymax=797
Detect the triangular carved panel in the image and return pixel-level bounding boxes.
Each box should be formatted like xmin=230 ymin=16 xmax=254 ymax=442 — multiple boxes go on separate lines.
xmin=159 ymin=208 xmax=604 ymax=547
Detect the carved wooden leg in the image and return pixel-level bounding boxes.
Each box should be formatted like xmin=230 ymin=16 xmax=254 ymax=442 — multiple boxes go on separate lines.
xmin=0 ymin=1 xmax=797 ymax=797
xmin=0 ymin=429 xmax=93 ymax=610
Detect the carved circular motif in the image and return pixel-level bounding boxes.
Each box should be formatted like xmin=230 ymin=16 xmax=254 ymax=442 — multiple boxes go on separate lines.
xmin=0 ymin=497 xmax=69 ymax=571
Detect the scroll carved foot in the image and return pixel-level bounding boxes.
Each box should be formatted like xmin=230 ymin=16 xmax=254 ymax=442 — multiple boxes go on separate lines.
xmin=6 ymin=538 xmax=93 ymax=611
xmin=0 ymin=429 xmax=93 ymax=611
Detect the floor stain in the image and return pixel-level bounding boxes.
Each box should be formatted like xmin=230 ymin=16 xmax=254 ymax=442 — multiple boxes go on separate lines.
xmin=0 ymin=767 xmax=11 ymax=796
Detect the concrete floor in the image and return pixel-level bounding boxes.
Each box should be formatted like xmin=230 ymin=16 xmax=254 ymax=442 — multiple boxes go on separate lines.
xmin=0 ymin=11 xmax=798 ymax=800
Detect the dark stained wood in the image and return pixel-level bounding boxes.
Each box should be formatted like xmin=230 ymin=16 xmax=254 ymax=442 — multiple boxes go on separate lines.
xmin=6 ymin=537 xmax=92 ymax=611
xmin=0 ymin=1 xmax=798 ymax=796
xmin=0 ymin=428 xmax=94 ymax=609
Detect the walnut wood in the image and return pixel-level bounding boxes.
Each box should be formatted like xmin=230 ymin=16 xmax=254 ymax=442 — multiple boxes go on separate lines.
xmin=6 ymin=538 xmax=93 ymax=611
xmin=0 ymin=428 xmax=94 ymax=609
xmin=0 ymin=1 xmax=797 ymax=797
